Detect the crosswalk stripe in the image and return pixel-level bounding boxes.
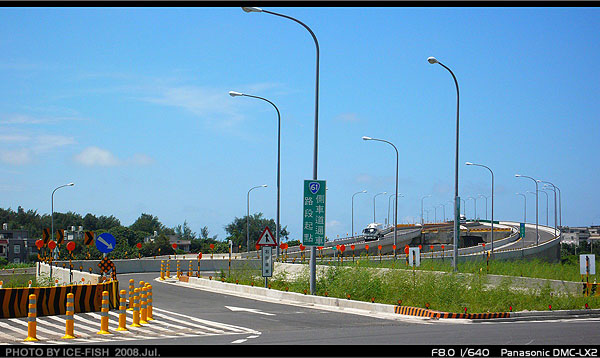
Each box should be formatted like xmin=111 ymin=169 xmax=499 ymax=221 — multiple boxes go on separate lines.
xmin=145 ymin=311 xmax=226 ymax=334
xmin=45 ymin=315 xmax=94 ymax=337
xmin=148 ymin=311 xmax=226 ymax=334
xmin=153 ymin=307 xmax=254 ymax=333
xmin=8 ymin=318 xmax=58 ymax=337
xmin=0 ymin=320 xmax=48 ymax=340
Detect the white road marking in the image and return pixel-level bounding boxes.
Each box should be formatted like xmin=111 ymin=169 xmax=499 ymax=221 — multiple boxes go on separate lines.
xmin=0 ymin=307 xmax=259 ymax=344
xmin=225 ymin=306 xmax=276 ymax=316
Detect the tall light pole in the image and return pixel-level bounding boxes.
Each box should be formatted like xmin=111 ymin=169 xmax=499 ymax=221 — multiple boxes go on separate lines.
xmin=421 ymin=195 xmax=431 ymax=226
xmin=230 ymin=91 xmax=282 ymax=258
xmin=362 ymin=136 xmax=399 ymax=258
xmin=516 ymin=174 xmax=539 ymax=245
xmin=387 ymin=193 xmax=402 ymax=228
xmin=528 ymin=190 xmax=549 ymax=227
xmin=478 ymin=195 xmax=489 ymax=220
xmin=542 ymin=182 xmax=558 ymax=237
xmin=243 ymin=7 xmax=320 ymax=294
xmin=541 ymin=180 xmax=560 ymax=229
xmin=352 ymin=190 xmax=367 ymax=238
xmin=51 ymin=182 xmax=75 ymax=259
xmin=424 ymin=209 xmax=430 ymax=224
xmin=247 ymin=184 xmax=267 ymax=252
xmin=373 ymin=192 xmax=387 ymax=223
xmin=465 ymin=161 xmax=495 ymax=252
xmin=438 ymin=204 xmax=446 ymax=223
xmin=428 ymin=56 xmax=460 ymax=271
xmin=467 ymin=196 xmax=477 ymax=220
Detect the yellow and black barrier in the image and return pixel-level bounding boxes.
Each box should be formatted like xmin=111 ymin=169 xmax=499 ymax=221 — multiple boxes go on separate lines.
xmin=0 ymin=280 xmax=119 ymax=319
xmin=393 ymin=305 xmax=510 ymax=319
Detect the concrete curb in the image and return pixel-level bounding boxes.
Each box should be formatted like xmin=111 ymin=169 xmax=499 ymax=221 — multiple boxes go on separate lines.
xmin=166 ymin=275 xmax=600 ymax=321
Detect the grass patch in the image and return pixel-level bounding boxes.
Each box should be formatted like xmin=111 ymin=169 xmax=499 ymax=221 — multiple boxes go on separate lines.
xmin=222 ymin=261 xmax=600 ymax=313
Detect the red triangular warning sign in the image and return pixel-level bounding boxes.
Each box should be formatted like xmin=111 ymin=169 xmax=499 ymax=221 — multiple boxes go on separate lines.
xmin=256 ymin=226 xmax=277 ymax=246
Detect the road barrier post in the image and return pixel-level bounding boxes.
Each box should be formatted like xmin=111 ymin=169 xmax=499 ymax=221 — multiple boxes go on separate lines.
xmin=24 ymin=294 xmax=38 ymax=342
xmin=131 ymin=288 xmax=141 ymax=327
xmin=127 ymin=279 xmax=134 ymax=310
xmin=166 ymin=260 xmax=170 ymax=278
xmin=188 ymin=261 xmax=192 ymax=277
xmin=97 ymin=291 xmax=111 ymax=335
xmin=62 ymin=293 xmax=75 ymax=339
xmin=176 ymin=260 xmax=180 ymax=279
xmin=140 ymin=286 xmax=148 ymax=324
xmin=146 ymin=284 xmax=154 ymax=321
xmin=116 ymin=290 xmax=128 ymax=332
xmin=160 ymin=260 xmax=165 ymax=280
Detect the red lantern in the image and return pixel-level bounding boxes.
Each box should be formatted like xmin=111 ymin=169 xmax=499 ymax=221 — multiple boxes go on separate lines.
xmin=340 ymin=245 xmax=346 ymax=253
xmin=255 ymin=244 xmax=260 ymax=251
xmin=136 ymin=242 xmax=142 ymax=249
xmin=392 ymin=245 xmax=397 ymax=250
xmin=48 ymin=240 xmax=56 ymax=250
xmin=441 ymin=245 xmax=445 ymax=250
xmin=430 ymin=245 xmax=434 ymax=250
xmin=418 ymin=245 xmax=422 ymax=250
xmin=35 ymin=240 xmax=44 ymax=249
xmin=299 ymin=244 xmax=305 ymax=251
xmin=351 ymin=244 xmax=355 ymax=250
xmin=378 ymin=245 xmax=382 ymax=251
xmin=404 ymin=246 xmax=410 ymax=255
xmin=280 ymin=243 xmax=285 ymax=250
xmin=172 ymin=243 xmax=177 ymax=249
xmin=283 ymin=243 xmax=288 ymax=250
xmin=482 ymin=243 xmax=486 ymax=247
xmin=365 ymin=244 xmax=369 ymax=251
xmin=66 ymin=241 xmax=75 ymax=252
xmin=209 ymin=243 xmax=215 ymax=250
xmin=336 ymin=245 xmax=340 ymax=251
xmin=198 ymin=252 xmax=202 ymax=260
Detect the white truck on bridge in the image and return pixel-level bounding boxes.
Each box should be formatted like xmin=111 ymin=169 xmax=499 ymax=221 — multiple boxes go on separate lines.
xmin=362 ymin=223 xmax=384 ymax=241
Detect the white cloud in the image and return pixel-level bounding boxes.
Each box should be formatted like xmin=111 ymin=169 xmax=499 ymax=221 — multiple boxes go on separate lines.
xmin=0 ymin=149 xmax=32 ymax=165
xmin=0 ymin=132 xmax=75 ymax=165
xmin=73 ymin=147 xmax=154 ymax=167
xmin=0 ymin=114 xmax=87 ymax=125
xmin=74 ymin=147 xmax=120 ymax=167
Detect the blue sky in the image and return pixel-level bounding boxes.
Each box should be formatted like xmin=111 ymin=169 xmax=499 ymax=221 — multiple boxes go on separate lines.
xmin=1 ymin=7 xmax=599 ymax=242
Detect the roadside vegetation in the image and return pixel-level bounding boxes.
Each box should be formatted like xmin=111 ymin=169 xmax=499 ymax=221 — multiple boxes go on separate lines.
xmin=215 ymin=259 xmax=599 ymax=313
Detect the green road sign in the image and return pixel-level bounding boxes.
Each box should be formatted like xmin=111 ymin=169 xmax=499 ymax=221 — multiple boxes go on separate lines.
xmin=302 ymin=180 xmax=326 ymax=246
xmin=520 ymin=223 xmax=526 ymax=239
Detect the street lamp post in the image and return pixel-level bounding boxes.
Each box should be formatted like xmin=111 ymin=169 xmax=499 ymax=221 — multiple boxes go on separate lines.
xmin=362 ymin=136 xmax=400 ymax=258
xmin=468 ymin=196 xmax=477 ymax=220
xmin=516 ymin=174 xmax=539 ymax=245
xmin=428 ymin=56 xmax=460 ymax=271
xmin=373 ymin=192 xmax=387 ymax=223
xmin=51 ymin=183 xmax=75 ymax=259
xmin=542 ymin=182 xmax=558 ymax=237
xmin=421 ymin=195 xmax=431 ymax=226
xmin=387 ymin=193 xmax=402 ymax=228
xmin=352 ymin=190 xmax=367 ymax=238
xmin=243 ymin=7 xmax=320 ymax=294
xmin=479 ymin=195 xmax=488 ymax=220
xmin=247 ymin=184 xmax=267 ymax=253
xmin=540 ymin=190 xmax=550 ymax=226
xmin=465 ymin=161 xmax=495 ymax=252
xmin=230 ymin=91 xmax=282 ymax=258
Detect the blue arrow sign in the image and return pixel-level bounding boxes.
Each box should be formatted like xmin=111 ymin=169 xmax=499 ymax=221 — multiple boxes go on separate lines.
xmin=96 ymin=233 xmax=116 ymax=254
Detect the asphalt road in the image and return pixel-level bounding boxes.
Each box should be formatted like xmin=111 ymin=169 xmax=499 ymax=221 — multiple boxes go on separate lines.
xmin=106 ymin=272 xmax=600 ymax=347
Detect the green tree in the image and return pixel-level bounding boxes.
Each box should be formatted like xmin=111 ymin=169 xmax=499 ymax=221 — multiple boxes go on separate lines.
xmin=129 ymin=213 xmax=163 ymax=235
xmin=224 ymin=213 xmax=288 ymax=251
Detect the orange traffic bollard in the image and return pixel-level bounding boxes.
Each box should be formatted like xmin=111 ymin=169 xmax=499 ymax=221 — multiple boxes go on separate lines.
xmin=62 ymin=293 xmax=75 ymax=339
xmin=116 ymin=290 xmax=128 ymax=332
xmin=24 ymin=294 xmax=38 ymax=341
xmin=131 ymin=288 xmax=141 ymax=327
xmin=127 ymin=279 xmax=134 ymax=311
xmin=146 ymin=283 xmax=154 ymax=321
xmin=140 ymin=286 xmax=148 ymax=324
xmin=160 ymin=260 xmax=165 ymax=280
xmin=97 ymin=291 xmax=111 ymax=334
